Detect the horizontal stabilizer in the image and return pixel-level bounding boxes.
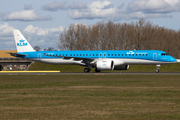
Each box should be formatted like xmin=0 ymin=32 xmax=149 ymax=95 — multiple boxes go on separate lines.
xmin=6 ymin=52 xmax=27 ymax=57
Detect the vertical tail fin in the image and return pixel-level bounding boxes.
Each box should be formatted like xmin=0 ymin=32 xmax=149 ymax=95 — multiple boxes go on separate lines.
xmin=13 ymin=29 xmax=35 ymax=52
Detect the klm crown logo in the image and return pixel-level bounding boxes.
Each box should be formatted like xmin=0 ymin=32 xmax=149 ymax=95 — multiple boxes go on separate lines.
xmin=19 ymin=39 xmax=25 ymax=42
xmin=17 ymin=39 xmax=28 ymax=46
xmin=103 ymin=63 xmax=106 ymax=66
xmin=127 ymin=51 xmax=134 ymax=54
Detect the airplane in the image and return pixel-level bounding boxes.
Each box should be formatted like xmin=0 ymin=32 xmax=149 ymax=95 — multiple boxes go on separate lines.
xmin=8 ymin=29 xmax=177 ymax=73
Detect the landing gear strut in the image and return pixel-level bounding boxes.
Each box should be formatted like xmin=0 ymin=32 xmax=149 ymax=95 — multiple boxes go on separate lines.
xmin=155 ymin=64 xmax=161 ymax=73
xmin=84 ymin=68 xmax=90 ymax=73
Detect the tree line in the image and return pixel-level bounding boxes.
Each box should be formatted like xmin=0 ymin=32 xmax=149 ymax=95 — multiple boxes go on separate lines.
xmin=58 ymin=19 xmax=180 ymax=58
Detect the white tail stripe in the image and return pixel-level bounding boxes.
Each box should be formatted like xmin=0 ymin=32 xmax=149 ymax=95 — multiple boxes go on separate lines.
xmin=13 ymin=29 xmax=35 ymax=52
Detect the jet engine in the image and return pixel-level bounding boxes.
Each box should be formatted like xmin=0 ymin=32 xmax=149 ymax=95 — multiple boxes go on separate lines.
xmin=114 ymin=65 xmax=129 ymax=70
xmin=96 ymin=60 xmax=114 ymax=70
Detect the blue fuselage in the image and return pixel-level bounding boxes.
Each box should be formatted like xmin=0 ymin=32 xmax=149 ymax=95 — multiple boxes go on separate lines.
xmin=16 ymin=50 xmax=177 ymax=66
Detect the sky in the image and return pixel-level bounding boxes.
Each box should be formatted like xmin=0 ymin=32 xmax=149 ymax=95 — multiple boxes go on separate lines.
xmin=0 ymin=0 xmax=180 ymax=50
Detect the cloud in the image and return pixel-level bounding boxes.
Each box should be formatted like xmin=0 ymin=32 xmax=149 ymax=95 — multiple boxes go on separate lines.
xmin=0 ymin=23 xmax=64 ymax=50
xmin=0 ymin=23 xmax=16 ymax=50
xmin=42 ymin=1 xmax=88 ymax=11
xmin=42 ymin=1 xmax=67 ymax=11
xmin=24 ymin=25 xmax=64 ymax=36
xmin=67 ymin=0 xmax=180 ymax=21
xmin=2 ymin=10 xmax=52 ymax=21
xmin=24 ymin=4 xmax=33 ymax=10
xmin=68 ymin=1 xmax=119 ymax=20
xmin=127 ymin=0 xmax=180 ymax=13
xmin=41 ymin=0 xmax=180 ymax=21
xmin=0 ymin=23 xmax=15 ymax=37
xmin=23 ymin=25 xmax=64 ymax=49
xmin=67 ymin=2 xmax=88 ymax=9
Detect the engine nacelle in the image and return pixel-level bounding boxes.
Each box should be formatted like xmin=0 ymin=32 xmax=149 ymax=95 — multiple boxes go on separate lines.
xmin=96 ymin=60 xmax=114 ymax=70
xmin=114 ymin=65 xmax=129 ymax=70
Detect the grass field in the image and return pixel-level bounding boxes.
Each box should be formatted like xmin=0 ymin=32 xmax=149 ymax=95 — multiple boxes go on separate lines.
xmin=0 ymin=75 xmax=180 ymax=120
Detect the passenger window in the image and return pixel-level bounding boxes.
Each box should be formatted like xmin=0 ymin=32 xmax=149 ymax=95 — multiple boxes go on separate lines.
xmin=122 ymin=54 xmax=123 ymax=56
xmin=146 ymin=54 xmax=148 ymax=56
xmin=86 ymin=54 xmax=88 ymax=56
xmin=96 ymin=54 xmax=98 ymax=56
xmin=118 ymin=54 xmax=120 ymax=56
xmin=108 ymin=54 xmax=110 ymax=56
xmin=112 ymin=54 xmax=113 ymax=56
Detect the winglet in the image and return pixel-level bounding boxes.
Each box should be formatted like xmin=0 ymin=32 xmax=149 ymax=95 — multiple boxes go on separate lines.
xmin=13 ymin=29 xmax=35 ymax=52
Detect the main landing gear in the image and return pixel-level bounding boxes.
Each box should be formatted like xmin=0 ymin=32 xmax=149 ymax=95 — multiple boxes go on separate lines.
xmin=84 ymin=68 xmax=101 ymax=73
xmin=95 ymin=68 xmax=101 ymax=72
xmin=155 ymin=64 xmax=161 ymax=73
xmin=84 ymin=68 xmax=90 ymax=73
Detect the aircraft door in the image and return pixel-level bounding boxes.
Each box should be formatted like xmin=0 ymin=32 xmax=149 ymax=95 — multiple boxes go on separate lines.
xmin=38 ymin=53 xmax=42 ymax=59
xmin=153 ymin=53 xmax=157 ymax=60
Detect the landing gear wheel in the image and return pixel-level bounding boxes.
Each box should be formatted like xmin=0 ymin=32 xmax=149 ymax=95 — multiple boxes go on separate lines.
xmin=95 ymin=68 xmax=101 ymax=72
xmin=84 ymin=68 xmax=90 ymax=73
xmin=155 ymin=65 xmax=161 ymax=73
xmin=155 ymin=69 xmax=159 ymax=73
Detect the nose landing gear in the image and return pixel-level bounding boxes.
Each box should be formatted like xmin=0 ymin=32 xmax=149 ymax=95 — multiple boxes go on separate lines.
xmin=155 ymin=69 xmax=159 ymax=73
xmin=155 ymin=64 xmax=161 ymax=73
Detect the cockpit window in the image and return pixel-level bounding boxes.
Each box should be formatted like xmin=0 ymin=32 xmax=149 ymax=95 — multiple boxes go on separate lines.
xmin=161 ymin=53 xmax=169 ymax=56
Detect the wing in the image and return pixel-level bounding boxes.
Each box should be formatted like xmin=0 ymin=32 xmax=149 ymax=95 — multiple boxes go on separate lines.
xmin=45 ymin=54 xmax=94 ymax=61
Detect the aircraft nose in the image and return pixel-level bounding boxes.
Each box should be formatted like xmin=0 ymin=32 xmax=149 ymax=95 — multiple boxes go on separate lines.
xmin=170 ymin=57 xmax=177 ymax=63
